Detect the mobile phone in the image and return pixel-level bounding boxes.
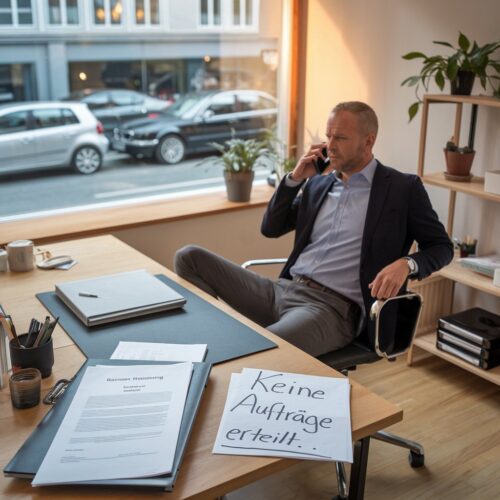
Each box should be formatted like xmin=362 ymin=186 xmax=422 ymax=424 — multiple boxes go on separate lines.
xmin=314 ymin=147 xmax=330 ymax=174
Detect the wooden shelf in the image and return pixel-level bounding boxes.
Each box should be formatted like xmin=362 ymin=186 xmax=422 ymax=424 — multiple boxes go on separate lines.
xmin=438 ymin=260 xmax=500 ymax=297
xmin=413 ymin=332 xmax=500 ymax=385
xmin=424 ymin=94 xmax=500 ymax=108
xmin=422 ymin=172 xmax=500 ymax=203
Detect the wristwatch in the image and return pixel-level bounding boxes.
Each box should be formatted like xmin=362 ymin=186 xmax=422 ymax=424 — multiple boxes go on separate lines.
xmin=403 ymin=256 xmax=418 ymax=277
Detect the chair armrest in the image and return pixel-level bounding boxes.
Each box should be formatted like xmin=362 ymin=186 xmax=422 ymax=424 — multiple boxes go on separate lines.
xmin=370 ymin=292 xmax=423 ymax=360
xmin=242 ymin=258 xmax=288 ymax=269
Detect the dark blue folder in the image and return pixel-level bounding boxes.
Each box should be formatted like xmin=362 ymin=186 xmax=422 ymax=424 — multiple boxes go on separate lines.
xmin=4 ymin=359 xmax=211 ymax=491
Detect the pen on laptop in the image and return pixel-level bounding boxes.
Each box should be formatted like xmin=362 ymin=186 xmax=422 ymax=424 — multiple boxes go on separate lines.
xmin=78 ymin=292 xmax=99 ymax=298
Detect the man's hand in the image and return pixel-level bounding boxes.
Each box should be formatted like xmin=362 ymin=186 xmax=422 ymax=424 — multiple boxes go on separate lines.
xmin=290 ymin=143 xmax=332 ymax=182
xmin=368 ymin=258 xmax=409 ymax=299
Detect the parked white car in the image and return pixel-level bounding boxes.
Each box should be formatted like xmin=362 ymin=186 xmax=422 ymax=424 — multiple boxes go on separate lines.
xmin=0 ymin=101 xmax=109 ymax=175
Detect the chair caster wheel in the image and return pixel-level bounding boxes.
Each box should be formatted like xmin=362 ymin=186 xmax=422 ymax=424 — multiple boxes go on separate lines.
xmin=409 ymin=450 xmax=425 ymax=468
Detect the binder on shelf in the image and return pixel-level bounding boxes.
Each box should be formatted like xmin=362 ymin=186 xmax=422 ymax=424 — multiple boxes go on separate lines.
xmin=55 ymin=269 xmax=186 ymax=327
xmin=4 ymin=358 xmax=211 ymax=491
xmin=438 ymin=308 xmax=500 ymax=350
xmin=437 ymin=329 xmax=500 ymax=361
xmin=436 ymin=340 xmax=499 ymax=370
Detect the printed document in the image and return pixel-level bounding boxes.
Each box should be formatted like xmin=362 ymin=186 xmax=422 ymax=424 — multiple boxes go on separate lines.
xmin=213 ymin=368 xmax=353 ymax=462
xmin=111 ymin=341 xmax=207 ymax=362
xmin=33 ymin=362 xmax=193 ymax=486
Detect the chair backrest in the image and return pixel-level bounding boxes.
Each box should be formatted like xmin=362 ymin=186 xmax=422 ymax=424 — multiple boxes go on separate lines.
xmin=369 ymin=292 xmax=423 ymax=359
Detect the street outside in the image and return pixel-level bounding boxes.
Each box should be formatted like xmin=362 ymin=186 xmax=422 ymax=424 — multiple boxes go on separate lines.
xmin=0 ymin=152 xmax=273 ymax=219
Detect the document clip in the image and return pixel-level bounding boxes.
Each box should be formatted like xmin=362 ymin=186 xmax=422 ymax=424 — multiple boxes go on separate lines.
xmin=37 ymin=255 xmax=73 ymax=270
xmin=43 ymin=378 xmax=71 ymax=405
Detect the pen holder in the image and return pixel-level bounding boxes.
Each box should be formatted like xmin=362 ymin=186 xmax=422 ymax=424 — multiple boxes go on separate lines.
xmin=9 ymin=368 xmax=41 ymax=409
xmin=9 ymin=334 xmax=54 ymax=378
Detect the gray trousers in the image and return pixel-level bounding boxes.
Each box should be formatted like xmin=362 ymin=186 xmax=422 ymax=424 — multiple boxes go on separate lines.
xmin=174 ymin=245 xmax=359 ymax=357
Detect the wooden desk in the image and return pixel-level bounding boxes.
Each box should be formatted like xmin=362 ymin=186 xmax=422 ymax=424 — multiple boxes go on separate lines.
xmin=0 ymin=235 xmax=403 ymax=499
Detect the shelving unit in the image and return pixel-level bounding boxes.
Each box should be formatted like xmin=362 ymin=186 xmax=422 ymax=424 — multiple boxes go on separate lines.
xmin=407 ymin=94 xmax=500 ymax=385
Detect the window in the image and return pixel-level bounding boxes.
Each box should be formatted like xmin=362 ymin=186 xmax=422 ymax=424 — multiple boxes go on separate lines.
xmin=0 ymin=0 xmax=33 ymax=25
xmin=93 ymin=0 xmax=122 ymax=26
xmin=110 ymin=90 xmax=143 ymax=106
xmin=32 ymin=108 xmax=71 ymax=129
xmin=232 ymin=0 xmax=254 ymax=27
xmin=48 ymin=0 xmax=79 ymax=25
xmin=1 ymin=0 xmax=285 ymax=226
xmin=0 ymin=110 xmax=29 ymax=135
xmin=207 ymin=93 xmax=236 ymax=115
xmin=200 ymin=0 xmax=221 ymax=26
xmin=134 ymin=0 xmax=159 ymax=25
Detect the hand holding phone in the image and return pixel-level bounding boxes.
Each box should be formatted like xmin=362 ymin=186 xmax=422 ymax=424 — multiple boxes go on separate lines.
xmin=314 ymin=147 xmax=330 ymax=174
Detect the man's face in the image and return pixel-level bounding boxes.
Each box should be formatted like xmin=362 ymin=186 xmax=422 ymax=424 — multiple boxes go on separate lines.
xmin=325 ymin=110 xmax=374 ymax=174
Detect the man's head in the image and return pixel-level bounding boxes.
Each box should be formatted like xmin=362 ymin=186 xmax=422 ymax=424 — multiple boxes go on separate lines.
xmin=325 ymin=101 xmax=378 ymax=176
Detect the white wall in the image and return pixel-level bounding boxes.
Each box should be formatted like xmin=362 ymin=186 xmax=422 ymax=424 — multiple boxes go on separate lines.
xmin=114 ymin=206 xmax=294 ymax=279
xmin=303 ymin=0 xmax=500 ymax=311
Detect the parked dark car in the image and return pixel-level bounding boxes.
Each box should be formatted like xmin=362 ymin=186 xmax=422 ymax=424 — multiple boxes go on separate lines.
xmin=63 ymin=89 xmax=169 ymax=139
xmin=111 ymin=89 xmax=278 ymax=164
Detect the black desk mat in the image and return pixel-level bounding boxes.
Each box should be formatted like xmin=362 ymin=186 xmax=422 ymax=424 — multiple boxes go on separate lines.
xmin=37 ymin=274 xmax=276 ymax=364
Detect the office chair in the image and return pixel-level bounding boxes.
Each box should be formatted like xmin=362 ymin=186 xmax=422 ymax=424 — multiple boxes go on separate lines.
xmin=242 ymin=259 xmax=425 ymax=500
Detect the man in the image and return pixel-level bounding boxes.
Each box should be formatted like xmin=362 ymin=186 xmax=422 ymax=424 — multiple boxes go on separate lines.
xmin=175 ymin=101 xmax=453 ymax=357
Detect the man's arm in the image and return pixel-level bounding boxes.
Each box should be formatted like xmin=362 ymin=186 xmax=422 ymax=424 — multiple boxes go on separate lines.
xmin=261 ymin=143 xmax=328 ymax=238
xmin=369 ymin=176 xmax=453 ymax=299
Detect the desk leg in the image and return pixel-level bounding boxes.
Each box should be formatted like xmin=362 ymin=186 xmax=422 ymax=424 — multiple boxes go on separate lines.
xmin=348 ymin=436 xmax=370 ymax=500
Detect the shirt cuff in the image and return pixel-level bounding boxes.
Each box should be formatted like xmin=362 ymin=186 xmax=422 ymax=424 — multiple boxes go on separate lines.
xmin=284 ymin=172 xmax=303 ymax=187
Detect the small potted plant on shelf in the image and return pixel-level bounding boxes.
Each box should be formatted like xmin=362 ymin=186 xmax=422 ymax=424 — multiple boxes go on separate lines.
xmin=443 ymin=138 xmax=475 ymax=181
xmin=401 ymin=32 xmax=500 ymax=121
xmin=205 ymin=134 xmax=273 ymax=202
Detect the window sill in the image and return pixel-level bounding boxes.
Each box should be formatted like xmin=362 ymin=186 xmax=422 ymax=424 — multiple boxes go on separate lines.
xmin=0 ymin=184 xmax=275 ymax=245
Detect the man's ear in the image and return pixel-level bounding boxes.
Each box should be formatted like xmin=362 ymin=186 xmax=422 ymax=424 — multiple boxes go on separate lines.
xmin=366 ymin=133 xmax=376 ymax=149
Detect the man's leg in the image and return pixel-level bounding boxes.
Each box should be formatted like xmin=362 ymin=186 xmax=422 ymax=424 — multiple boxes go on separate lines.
xmin=267 ymin=280 xmax=359 ymax=357
xmin=174 ymin=245 xmax=280 ymax=327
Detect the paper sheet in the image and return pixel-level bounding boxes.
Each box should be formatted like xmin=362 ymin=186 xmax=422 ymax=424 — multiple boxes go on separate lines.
xmin=33 ymin=362 xmax=193 ymax=486
xmin=213 ymin=368 xmax=353 ymax=462
xmin=111 ymin=341 xmax=207 ymax=362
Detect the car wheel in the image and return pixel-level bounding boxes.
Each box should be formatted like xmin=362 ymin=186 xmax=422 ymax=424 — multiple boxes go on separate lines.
xmin=72 ymin=146 xmax=102 ymax=174
xmin=156 ymin=135 xmax=185 ymax=164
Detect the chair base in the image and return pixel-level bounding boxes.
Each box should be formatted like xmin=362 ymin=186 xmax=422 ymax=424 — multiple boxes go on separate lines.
xmin=334 ymin=431 xmax=425 ymax=499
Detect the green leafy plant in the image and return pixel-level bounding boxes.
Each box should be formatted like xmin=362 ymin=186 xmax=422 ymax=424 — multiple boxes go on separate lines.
xmin=402 ymin=32 xmax=500 ymax=121
xmin=205 ymin=135 xmax=273 ymax=173
xmin=263 ymin=127 xmax=297 ymax=181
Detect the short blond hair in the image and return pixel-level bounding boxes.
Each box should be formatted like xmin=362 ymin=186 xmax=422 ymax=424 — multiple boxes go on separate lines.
xmin=331 ymin=101 xmax=378 ymax=136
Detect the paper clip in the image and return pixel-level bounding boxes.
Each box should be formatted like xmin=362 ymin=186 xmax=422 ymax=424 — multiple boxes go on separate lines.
xmin=43 ymin=379 xmax=71 ymax=405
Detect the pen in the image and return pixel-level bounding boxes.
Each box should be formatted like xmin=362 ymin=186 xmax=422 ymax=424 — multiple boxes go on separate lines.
xmin=78 ymin=292 xmax=99 ymax=298
xmin=33 ymin=316 xmax=50 ymax=348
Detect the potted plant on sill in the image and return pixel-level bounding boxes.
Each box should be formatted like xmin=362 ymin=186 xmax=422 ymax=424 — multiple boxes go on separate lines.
xmin=401 ymin=32 xmax=500 ymax=121
xmin=206 ymin=135 xmax=273 ymax=202
xmin=443 ymin=138 xmax=475 ymax=182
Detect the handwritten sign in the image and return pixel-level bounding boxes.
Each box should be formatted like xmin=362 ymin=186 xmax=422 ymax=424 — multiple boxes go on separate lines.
xmin=213 ymin=368 xmax=352 ymax=462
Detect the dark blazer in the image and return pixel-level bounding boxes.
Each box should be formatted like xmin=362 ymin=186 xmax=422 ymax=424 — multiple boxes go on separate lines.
xmin=261 ymin=161 xmax=454 ymax=348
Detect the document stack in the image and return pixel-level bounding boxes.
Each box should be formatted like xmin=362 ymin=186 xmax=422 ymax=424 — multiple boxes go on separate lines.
xmin=436 ymin=308 xmax=500 ymax=370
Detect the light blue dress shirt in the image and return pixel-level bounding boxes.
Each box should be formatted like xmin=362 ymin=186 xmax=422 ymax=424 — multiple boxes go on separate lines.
xmin=289 ymin=158 xmax=378 ymax=308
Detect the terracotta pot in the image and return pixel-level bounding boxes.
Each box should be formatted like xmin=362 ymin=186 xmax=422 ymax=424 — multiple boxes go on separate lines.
xmin=224 ymin=171 xmax=255 ymax=202
xmin=450 ymin=70 xmax=475 ymax=95
xmin=444 ymin=149 xmax=475 ymax=177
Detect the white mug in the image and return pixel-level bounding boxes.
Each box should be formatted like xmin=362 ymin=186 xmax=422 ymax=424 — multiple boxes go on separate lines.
xmin=6 ymin=240 xmax=34 ymax=272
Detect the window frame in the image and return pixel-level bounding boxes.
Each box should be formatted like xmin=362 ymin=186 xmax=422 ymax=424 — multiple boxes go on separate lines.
xmin=46 ymin=0 xmax=81 ymax=27
xmin=90 ymin=0 xmax=124 ymax=28
xmin=0 ymin=0 xmax=35 ymax=27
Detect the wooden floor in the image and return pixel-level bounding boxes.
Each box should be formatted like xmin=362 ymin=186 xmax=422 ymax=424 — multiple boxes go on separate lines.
xmin=228 ymin=353 xmax=500 ymax=500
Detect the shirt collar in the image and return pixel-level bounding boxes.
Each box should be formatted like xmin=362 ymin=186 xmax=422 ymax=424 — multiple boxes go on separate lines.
xmin=333 ymin=157 xmax=378 ymax=185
